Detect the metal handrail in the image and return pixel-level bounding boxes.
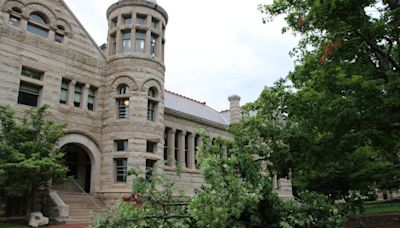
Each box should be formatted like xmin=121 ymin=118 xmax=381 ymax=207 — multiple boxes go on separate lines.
xmin=67 ymin=176 xmax=102 ymax=210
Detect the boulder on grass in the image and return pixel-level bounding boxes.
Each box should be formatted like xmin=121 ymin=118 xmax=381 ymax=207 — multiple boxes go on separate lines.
xmin=28 ymin=212 xmax=49 ymax=227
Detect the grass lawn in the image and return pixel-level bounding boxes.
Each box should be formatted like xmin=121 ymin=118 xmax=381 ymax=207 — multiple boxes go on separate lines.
xmin=361 ymin=200 xmax=400 ymax=215
xmin=0 ymin=223 xmax=27 ymax=228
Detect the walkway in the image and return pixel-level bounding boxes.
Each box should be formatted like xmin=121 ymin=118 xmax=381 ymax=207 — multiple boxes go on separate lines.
xmin=49 ymin=224 xmax=90 ymax=228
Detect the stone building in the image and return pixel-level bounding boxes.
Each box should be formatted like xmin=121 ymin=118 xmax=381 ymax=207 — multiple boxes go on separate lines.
xmin=0 ymin=0 xmax=292 ymax=222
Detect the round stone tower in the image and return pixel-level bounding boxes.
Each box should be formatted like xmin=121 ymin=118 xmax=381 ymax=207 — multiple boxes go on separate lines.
xmin=101 ymin=0 xmax=168 ymax=196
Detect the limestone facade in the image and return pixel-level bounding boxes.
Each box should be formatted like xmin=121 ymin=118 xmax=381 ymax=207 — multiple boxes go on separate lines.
xmin=0 ymin=0 xmax=292 ymax=216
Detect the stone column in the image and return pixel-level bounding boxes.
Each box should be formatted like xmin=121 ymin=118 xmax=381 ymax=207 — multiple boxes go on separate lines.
xmin=178 ymin=130 xmax=186 ymax=167
xmin=68 ymin=80 xmax=76 ymax=106
xmin=82 ymin=84 xmax=90 ymax=110
xmin=116 ymin=30 xmax=122 ymax=54
xmin=131 ymin=28 xmax=136 ymax=53
xmin=167 ymin=128 xmax=175 ymax=167
xmin=187 ymin=132 xmax=195 ymax=169
xmin=228 ymin=95 xmax=241 ymax=124
xmin=145 ymin=30 xmax=151 ymax=55
xmin=20 ymin=15 xmax=28 ymax=31
xmin=49 ymin=26 xmax=56 ymax=42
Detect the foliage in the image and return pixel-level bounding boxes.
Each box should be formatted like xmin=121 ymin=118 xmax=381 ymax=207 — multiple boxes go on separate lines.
xmin=0 ymin=105 xmax=67 ymax=218
xmin=255 ymin=0 xmax=400 ymax=199
xmin=91 ymin=167 xmax=193 ymax=228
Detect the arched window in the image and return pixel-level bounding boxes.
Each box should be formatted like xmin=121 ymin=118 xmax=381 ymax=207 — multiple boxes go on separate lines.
xmin=147 ymin=87 xmax=158 ymax=121
xmin=116 ymin=84 xmax=130 ymax=119
xmin=118 ymin=84 xmax=129 ymax=95
xmin=9 ymin=7 xmax=22 ymax=28
xmin=27 ymin=12 xmax=49 ymax=37
xmin=30 ymin=13 xmax=47 ymax=24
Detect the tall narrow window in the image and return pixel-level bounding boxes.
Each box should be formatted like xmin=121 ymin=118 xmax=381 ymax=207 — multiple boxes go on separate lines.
xmin=27 ymin=12 xmax=49 ymax=37
xmin=111 ymin=17 xmax=117 ymax=28
xmin=117 ymin=99 xmax=129 ymax=119
xmin=74 ymin=84 xmax=82 ymax=107
xmin=145 ymin=160 xmax=156 ymax=180
xmin=59 ymin=79 xmax=69 ymax=104
xmin=164 ymin=129 xmax=168 ymax=161
xmin=18 ymin=82 xmax=41 ymax=107
xmin=136 ymin=14 xmax=147 ymax=25
xmin=87 ymin=87 xmax=96 ymax=110
xmin=115 ymin=158 xmax=127 ymax=183
xmin=122 ymin=31 xmax=131 ymax=53
xmin=185 ymin=134 xmax=189 ymax=168
xmin=135 ymin=31 xmax=145 ymax=53
xmin=147 ymin=87 xmax=158 ymax=121
xmin=150 ymin=34 xmax=157 ymax=57
xmin=151 ymin=18 xmax=159 ymax=29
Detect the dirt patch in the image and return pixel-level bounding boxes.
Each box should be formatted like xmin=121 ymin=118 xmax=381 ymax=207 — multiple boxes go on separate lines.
xmin=345 ymin=213 xmax=400 ymax=228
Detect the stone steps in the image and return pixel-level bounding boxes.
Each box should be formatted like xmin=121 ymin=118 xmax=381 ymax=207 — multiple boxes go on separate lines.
xmin=58 ymin=191 xmax=104 ymax=224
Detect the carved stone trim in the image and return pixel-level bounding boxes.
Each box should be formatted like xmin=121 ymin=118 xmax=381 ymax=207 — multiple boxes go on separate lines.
xmin=0 ymin=26 xmax=103 ymax=67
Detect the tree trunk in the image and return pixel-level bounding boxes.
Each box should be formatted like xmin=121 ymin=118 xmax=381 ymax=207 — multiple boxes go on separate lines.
xmin=25 ymin=190 xmax=34 ymax=223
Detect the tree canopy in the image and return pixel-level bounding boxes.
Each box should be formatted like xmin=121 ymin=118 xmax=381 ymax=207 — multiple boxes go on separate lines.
xmin=0 ymin=105 xmax=67 ymax=219
xmin=255 ymin=0 xmax=400 ymax=198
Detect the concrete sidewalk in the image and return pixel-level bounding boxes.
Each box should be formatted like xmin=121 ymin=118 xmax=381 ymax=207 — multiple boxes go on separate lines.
xmin=49 ymin=224 xmax=90 ymax=228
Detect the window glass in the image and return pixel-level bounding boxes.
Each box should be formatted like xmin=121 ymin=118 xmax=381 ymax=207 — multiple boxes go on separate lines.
xmin=115 ymin=158 xmax=127 ymax=183
xmin=118 ymin=84 xmax=129 ymax=95
xmin=150 ymin=35 xmax=157 ymax=57
xmin=30 ymin=13 xmax=47 ymax=24
xmin=123 ymin=15 xmax=132 ymax=25
xmin=60 ymin=79 xmax=69 ymax=104
xmin=117 ymin=99 xmax=129 ymax=119
xmin=148 ymin=87 xmax=157 ymax=97
xmin=164 ymin=129 xmax=168 ymax=161
xmin=87 ymin=87 xmax=96 ymax=110
xmin=122 ymin=31 xmax=131 ymax=53
xmin=18 ymin=82 xmax=40 ymax=107
xmin=21 ymin=67 xmax=42 ymax=80
xmin=55 ymin=33 xmax=64 ymax=43
xmin=135 ymin=31 xmax=146 ymax=53
xmin=27 ymin=23 xmax=48 ymax=37
xmin=146 ymin=141 xmax=157 ymax=153
xmin=136 ymin=14 xmax=146 ymax=25
xmin=151 ymin=18 xmax=158 ymax=29
xmin=9 ymin=15 xmax=20 ymax=27
xmin=115 ymin=140 xmax=128 ymax=151
xmin=74 ymin=84 xmax=82 ymax=107
xmin=145 ymin=160 xmax=156 ymax=180
xmin=147 ymin=101 xmax=156 ymax=121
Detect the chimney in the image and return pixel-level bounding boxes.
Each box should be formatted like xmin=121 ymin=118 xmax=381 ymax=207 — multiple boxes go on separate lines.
xmin=228 ymin=95 xmax=241 ymax=124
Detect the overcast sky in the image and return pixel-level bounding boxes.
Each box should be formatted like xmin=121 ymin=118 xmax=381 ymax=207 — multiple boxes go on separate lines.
xmin=66 ymin=0 xmax=298 ymax=111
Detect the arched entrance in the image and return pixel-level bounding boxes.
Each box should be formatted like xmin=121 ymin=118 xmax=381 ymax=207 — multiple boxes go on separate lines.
xmin=61 ymin=143 xmax=91 ymax=193
xmin=57 ymin=132 xmax=102 ymax=194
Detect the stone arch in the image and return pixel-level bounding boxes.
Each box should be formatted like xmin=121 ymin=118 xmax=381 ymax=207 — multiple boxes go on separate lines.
xmin=3 ymin=0 xmax=25 ymax=13
xmin=59 ymin=132 xmax=101 ymax=193
xmin=111 ymin=75 xmax=139 ymax=95
xmin=24 ymin=2 xmax=56 ymax=27
xmin=141 ymin=78 xmax=164 ymax=98
xmin=55 ymin=18 xmax=72 ymax=36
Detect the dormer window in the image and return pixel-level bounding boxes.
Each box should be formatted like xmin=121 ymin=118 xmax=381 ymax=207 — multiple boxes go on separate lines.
xmin=27 ymin=12 xmax=49 ymax=38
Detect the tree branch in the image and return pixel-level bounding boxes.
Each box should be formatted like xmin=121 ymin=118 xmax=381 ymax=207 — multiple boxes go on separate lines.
xmin=352 ymin=29 xmax=400 ymax=71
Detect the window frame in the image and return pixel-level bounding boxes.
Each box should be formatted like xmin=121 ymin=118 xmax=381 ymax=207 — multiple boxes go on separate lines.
xmin=87 ymin=86 xmax=96 ymax=111
xmin=114 ymin=158 xmax=128 ymax=183
xmin=27 ymin=12 xmax=49 ymax=38
xmin=59 ymin=78 xmax=70 ymax=104
xmin=115 ymin=140 xmax=128 ymax=151
xmin=135 ymin=30 xmax=146 ymax=53
xmin=74 ymin=83 xmax=83 ymax=107
xmin=18 ymin=81 xmax=41 ymax=107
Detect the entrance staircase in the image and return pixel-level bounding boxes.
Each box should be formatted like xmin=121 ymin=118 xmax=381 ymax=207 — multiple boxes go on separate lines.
xmin=58 ymin=191 xmax=104 ymax=224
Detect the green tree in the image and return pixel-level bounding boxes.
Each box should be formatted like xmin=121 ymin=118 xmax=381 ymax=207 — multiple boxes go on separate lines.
xmin=256 ymin=0 xmax=400 ymax=199
xmin=0 ymin=105 xmax=67 ymax=220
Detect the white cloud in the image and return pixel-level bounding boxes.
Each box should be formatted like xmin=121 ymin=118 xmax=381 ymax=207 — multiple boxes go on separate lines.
xmin=66 ymin=0 xmax=298 ymax=111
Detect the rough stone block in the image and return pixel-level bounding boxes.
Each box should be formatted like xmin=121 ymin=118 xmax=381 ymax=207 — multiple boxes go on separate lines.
xmin=28 ymin=212 xmax=49 ymax=227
